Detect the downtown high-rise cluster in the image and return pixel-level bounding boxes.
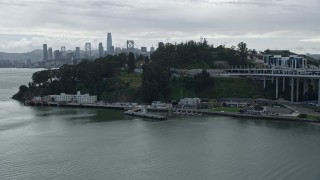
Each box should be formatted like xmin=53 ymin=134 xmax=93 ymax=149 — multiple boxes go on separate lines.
xmin=43 ymin=32 xmax=156 ymax=61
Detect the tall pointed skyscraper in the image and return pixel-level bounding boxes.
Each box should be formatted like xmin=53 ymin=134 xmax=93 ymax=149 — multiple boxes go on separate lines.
xmin=107 ymin=33 xmax=112 ymax=54
xmin=43 ymin=44 xmax=48 ymax=61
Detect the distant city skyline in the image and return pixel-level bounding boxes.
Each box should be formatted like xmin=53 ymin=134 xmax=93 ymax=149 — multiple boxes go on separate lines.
xmin=0 ymin=0 xmax=319 ymax=54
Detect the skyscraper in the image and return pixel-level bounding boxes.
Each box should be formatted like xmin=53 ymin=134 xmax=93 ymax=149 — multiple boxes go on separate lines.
xmin=60 ymin=46 xmax=66 ymax=59
xmin=54 ymin=50 xmax=60 ymax=60
xmin=141 ymin=47 xmax=147 ymax=53
xmin=75 ymin=47 xmax=80 ymax=59
xmin=98 ymin=43 xmax=104 ymax=57
xmin=43 ymin=44 xmax=48 ymax=61
xmin=107 ymin=33 xmax=112 ymax=54
xmin=115 ymin=47 xmax=122 ymax=54
xmin=48 ymin=47 xmax=53 ymax=60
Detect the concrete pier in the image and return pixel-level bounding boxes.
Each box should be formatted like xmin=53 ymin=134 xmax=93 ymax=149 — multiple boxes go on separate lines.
xmin=303 ymin=79 xmax=308 ymax=95
xmin=283 ymin=77 xmax=285 ymax=92
xmin=276 ymin=77 xmax=279 ymax=99
xmin=318 ymin=79 xmax=320 ymax=105
xmin=291 ymin=78 xmax=294 ymax=103
xmin=296 ymin=78 xmax=299 ymax=102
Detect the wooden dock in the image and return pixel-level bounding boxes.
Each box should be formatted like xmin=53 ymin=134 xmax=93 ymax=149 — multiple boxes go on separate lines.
xmin=170 ymin=105 xmax=203 ymax=116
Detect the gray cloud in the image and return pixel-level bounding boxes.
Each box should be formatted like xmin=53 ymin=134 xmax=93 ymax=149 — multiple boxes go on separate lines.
xmin=0 ymin=0 xmax=28 ymax=7
xmin=0 ymin=0 xmax=319 ymax=53
xmin=173 ymin=0 xmax=304 ymax=9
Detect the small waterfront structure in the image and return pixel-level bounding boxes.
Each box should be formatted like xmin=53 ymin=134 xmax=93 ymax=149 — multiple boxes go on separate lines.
xmin=124 ymin=106 xmax=167 ymax=120
xmin=241 ymin=106 xmax=265 ymax=115
xmin=225 ymin=101 xmax=249 ymax=108
xmin=180 ymin=98 xmax=201 ymax=106
xmin=149 ymin=101 xmax=172 ymax=109
xmin=32 ymin=96 xmax=42 ymax=101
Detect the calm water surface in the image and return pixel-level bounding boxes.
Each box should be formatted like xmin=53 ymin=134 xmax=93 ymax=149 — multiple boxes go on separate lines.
xmin=1 ymin=68 xmax=320 ymax=180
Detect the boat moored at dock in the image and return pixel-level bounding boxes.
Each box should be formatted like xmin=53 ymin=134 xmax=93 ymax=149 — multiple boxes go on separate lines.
xmin=124 ymin=106 xmax=167 ymax=120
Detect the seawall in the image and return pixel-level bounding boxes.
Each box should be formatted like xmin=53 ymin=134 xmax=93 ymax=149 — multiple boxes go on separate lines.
xmin=25 ymin=102 xmax=320 ymax=123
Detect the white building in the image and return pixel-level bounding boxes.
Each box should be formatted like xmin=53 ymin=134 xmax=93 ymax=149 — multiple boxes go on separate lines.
xmin=50 ymin=91 xmax=97 ymax=104
xmin=263 ymin=55 xmax=307 ymax=69
xmin=32 ymin=96 xmax=42 ymax=102
xmin=150 ymin=101 xmax=171 ymax=109
xmin=180 ymin=98 xmax=201 ymax=106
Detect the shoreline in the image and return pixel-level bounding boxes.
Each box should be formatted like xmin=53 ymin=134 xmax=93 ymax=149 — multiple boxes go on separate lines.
xmin=24 ymin=102 xmax=320 ymax=123
xmin=201 ymin=111 xmax=320 ymax=123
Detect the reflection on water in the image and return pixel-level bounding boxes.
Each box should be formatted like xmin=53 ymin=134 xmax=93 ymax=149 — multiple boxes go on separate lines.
xmin=1 ymin=100 xmax=320 ymax=180
xmin=236 ymin=118 xmax=313 ymax=130
xmin=32 ymin=107 xmax=130 ymax=123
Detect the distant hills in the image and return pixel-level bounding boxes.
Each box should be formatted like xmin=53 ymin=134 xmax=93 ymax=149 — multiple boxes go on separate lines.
xmin=307 ymin=54 xmax=320 ymax=60
xmin=0 ymin=50 xmax=42 ymax=62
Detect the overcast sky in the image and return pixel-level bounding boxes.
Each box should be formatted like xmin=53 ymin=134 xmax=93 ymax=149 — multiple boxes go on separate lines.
xmin=0 ymin=0 xmax=320 ymax=53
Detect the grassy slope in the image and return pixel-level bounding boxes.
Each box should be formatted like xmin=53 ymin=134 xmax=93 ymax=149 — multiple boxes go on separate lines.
xmin=211 ymin=77 xmax=274 ymax=99
xmin=171 ymin=77 xmax=274 ymax=100
xmin=171 ymin=83 xmax=196 ymax=100
xmin=119 ymin=73 xmax=274 ymax=100
xmin=306 ymin=114 xmax=320 ymax=120
xmin=119 ymin=72 xmax=142 ymax=89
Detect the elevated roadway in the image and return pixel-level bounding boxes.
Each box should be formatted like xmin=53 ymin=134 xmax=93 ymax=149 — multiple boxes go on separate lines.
xmin=221 ymin=68 xmax=320 ymax=104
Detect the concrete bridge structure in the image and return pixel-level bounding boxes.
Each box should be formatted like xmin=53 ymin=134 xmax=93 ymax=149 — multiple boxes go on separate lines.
xmin=221 ymin=68 xmax=320 ymax=104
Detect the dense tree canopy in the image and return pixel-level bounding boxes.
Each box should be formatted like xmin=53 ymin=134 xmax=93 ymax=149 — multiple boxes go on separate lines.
xmin=141 ymin=62 xmax=171 ymax=102
xmin=150 ymin=41 xmax=252 ymax=69
xmin=237 ymin=42 xmax=248 ymax=63
xmin=127 ymin=52 xmax=136 ymax=73
xmin=15 ymin=54 xmax=137 ymax=102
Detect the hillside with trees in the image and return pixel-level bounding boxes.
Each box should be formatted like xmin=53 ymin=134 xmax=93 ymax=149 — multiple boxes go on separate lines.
xmin=150 ymin=40 xmax=253 ymax=69
xmin=140 ymin=41 xmax=264 ymax=102
xmin=13 ymin=53 xmax=139 ymax=102
xmin=13 ymin=41 xmax=275 ymax=103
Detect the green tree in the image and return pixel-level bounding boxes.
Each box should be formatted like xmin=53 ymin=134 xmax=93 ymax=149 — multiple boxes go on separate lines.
xmin=144 ymin=56 xmax=150 ymax=64
xmin=32 ymin=70 xmax=51 ymax=87
xmin=237 ymin=42 xmax=248 ymax=63
xmin=264 ymin=49 xmax=271 ymax=54
xmin=141 ymin=62 xmax=170 ymax=102
xmin=136 ymin=54 xmax=145 ymax=62
xmin=117 ymin=53 xmax=127 ymax=67
xmin=128 ymin=52 xmax=136 ymax=73
xmin=194 ymin=69 xmax=213 ymax=91
xmin=12 ymin=85 xmax=29 ymax=101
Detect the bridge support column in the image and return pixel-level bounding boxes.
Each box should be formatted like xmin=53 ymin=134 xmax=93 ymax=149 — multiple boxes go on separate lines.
xmin=313 ymin=80 xmax=316 ymax=92
xmin=296 ymin=78 xmax=299 ymax=102
xmin=276 ymin=77 xmax=279 ymax=99
xmin=303 ymin=79 xmax=308 ymax=95
xmin=291 ymin=78 xmax=294 ymax=104
xmin=283 ymin=77 xmax=285 ymax=92
xmin=263 ymin=77 xmax=266 ymax=89
xmin=318 ymin=79 xmax=320 ymax=105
